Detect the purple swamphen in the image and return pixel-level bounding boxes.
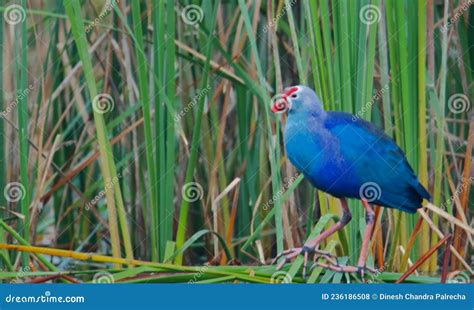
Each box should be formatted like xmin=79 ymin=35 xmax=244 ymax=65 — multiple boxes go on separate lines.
xmin=270 ymin=85 xmax=431 ymax=275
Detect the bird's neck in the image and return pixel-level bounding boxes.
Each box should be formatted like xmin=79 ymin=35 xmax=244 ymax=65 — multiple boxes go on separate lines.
xmin=283 ymin=110 xmax=329 ymax=178
xmin=284 ymin=111 xmax=327 ymax=148
xmin=287 ymin=110 xmax=326 ymax=130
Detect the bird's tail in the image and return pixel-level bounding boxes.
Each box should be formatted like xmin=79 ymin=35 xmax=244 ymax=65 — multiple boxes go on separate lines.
xmin=413 ymin=181 xmax=431 ymax=201
xmin=378 ymin=182 xmax=430 ymax=214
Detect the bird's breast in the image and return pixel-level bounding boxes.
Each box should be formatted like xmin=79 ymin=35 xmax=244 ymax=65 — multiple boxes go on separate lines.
xmin=284 ymin=120 xmax=358 ymax=197
xmin=284 ymin=121 xmax=336 ymax=175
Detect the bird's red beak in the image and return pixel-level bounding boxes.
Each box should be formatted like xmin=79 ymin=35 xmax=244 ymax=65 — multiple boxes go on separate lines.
xmin=270 ymin=87 xmax=298 ymax=113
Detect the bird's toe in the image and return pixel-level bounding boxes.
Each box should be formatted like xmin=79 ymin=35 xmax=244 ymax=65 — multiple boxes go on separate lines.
xmin=272 ymin=247 xmax=303 ymax=269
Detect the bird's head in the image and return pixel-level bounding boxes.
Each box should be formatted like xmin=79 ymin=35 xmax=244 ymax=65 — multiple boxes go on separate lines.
xmin=270 ymin=85 xmax=323 ymax=115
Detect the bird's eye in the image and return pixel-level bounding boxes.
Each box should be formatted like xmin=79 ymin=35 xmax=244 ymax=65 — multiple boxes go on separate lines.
xmin=291 ymin=93 xmax=298 ymax=98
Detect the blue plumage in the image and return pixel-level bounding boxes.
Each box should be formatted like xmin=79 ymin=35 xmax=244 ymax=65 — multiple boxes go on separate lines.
xmin=275 ymin=85 xmax=430 ymax=213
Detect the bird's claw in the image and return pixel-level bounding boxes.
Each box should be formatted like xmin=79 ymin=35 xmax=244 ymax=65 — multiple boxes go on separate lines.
xmin=311 ymin=249 xmax=339 ymax=265
xmin=273 ymin=247 xmax=378 ymax=281
xmin=273 ymin=245 xmax=340 ymax=278
xmin=357 ymin=265 xmax=378 ymax=281
xmin=311 ymin=261 xmax=378 ymax=280
xmin=272 ymin=246 xmax=311 ymax=278
xmin=272 ymin=247 xmax=305 ymax=270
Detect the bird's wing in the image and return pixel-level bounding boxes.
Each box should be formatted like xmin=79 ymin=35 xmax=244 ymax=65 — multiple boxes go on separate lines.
xmin=324 ymin=112 xmax=430 ymax=211
xmin=325 ymin=112 xmax=410 ymax=177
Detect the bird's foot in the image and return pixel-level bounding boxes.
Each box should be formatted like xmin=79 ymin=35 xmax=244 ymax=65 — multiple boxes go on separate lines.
xmin=356 ymin=265 xmax=378 ymax=281
xmin=272 ymin=246 xmax=338 ymax=278
xmin=272 ymin=247 xmax=305 ymax=269
xmin=311 ymin=249 xmax=340 ymax=265
xmin=311 ymin=261 xmax=377 ymax=280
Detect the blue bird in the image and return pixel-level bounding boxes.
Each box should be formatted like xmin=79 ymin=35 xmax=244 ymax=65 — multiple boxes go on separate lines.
xmin=271 ymin=85 xmax=430 ymax=275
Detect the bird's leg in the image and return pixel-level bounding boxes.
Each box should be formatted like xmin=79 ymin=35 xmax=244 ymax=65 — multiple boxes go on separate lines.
xmin=309 ymin=200 xmax=377 ymax=278
xmin=356 ymin=199 xmax=375 ymax=277
xmin=273 ymin=198 xmax=352 ymax=276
